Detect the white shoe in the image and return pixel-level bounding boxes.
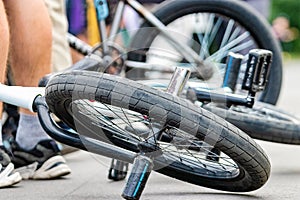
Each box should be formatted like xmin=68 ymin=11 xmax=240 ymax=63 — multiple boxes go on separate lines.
xmin=0 ymin=163 xmax=22 ymax=188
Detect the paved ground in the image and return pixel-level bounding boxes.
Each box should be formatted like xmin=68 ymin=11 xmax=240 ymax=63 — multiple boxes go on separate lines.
xmin=2 ymin=58 xmax=300 ymax=200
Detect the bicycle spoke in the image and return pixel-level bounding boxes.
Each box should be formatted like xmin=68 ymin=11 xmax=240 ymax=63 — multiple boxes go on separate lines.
xmin=208 ymin=31 xmax=251 ymax=62
xmin=162 ymin=145 xmax=237 ymax=175
xmin=73 ymin=91 xmax=241 ymax=179
xmin=199 ymin=14 xmax=215 ymax=59
xmin=206 ymin=17 xmax=223 ymax=54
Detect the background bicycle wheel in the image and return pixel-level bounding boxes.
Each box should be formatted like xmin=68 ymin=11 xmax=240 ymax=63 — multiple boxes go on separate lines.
xmin=127 ymin=0 xmax=282 ymax=104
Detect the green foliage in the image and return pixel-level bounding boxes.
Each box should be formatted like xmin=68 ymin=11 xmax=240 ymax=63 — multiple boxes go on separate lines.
xmin=270 ymin=0 xmax=300 ymax=53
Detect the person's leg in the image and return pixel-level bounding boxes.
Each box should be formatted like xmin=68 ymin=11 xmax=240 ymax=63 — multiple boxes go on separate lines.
xmin=4 ymin=0 xmax=52 ymax=89
xmin=3 ymin=0 xmax=71 ymax=179
xmin=0 ymin=0 xmax=9 ymax=143
xmin=0 ymin=1 xmax=22 ymax=188
xmin=4 ymin=0 xmax=52 ymax=149
xmin=44 ymin=0 xmax=72 ymax=72
xmin=0 ymin=1 xmax=8 ymax=85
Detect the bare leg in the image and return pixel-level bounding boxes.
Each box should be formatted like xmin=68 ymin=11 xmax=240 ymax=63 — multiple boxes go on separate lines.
xmin=0 ymin=0 xmax=70 ymax=182
xmin=0 ymin=1 xmax=9 ymax=144
xmin=4 ymin=0 xmax=52 ymax=115
xmin=0 ymin=2 xmax=23 ymax=189
xmin=0 ymin=1 xmax=9 ymax=109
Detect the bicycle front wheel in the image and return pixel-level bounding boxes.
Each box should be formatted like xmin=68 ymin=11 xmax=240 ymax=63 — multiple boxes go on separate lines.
xmin=128 ymin=0 xmax=282 ymax=104
xmin=45 ymin=70 xmax=270 ymax=192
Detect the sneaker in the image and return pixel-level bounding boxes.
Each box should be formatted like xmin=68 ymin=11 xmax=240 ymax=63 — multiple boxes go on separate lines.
xmin=9 ymin=140 xmax=71 ymax=180
xmin=0 ymin=147 xmax=22 ymax=188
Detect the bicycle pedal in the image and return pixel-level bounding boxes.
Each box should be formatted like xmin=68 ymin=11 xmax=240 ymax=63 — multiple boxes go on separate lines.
xmin=242 ymin=49 xmax=273 ymax=93
xmin=222 ymin=52 xmax=244 ymax=93
xmin=122 ymin=155 xmax=153 ymax=200
xmin=108 ymin=159 xmax=129 ymax=181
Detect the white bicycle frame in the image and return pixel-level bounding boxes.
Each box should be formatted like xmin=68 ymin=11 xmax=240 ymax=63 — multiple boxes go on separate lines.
xmin=0 ymin=84 xmax=44 ymax=112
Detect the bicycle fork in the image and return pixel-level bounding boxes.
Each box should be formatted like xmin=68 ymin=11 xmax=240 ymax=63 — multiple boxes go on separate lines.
xmin=121 ymin=67 xmax=191 ymax=200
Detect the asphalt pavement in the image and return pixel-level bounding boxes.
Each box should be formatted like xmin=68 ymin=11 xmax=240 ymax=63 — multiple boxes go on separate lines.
xmin=2 ymin=58 xmax=300 ymax=200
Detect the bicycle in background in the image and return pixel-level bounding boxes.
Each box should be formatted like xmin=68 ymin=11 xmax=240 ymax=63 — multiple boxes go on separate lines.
xmin=67 ymin=0 xmax=283 ymax=104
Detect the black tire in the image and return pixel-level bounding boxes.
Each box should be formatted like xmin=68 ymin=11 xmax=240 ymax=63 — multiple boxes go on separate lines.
xmin=204 ymin=102 xmax=300 ymax=145
xmin=45 ymin=70 xmax=270 ymax=192
xmin=128 ymin=0 xmax=282 ymax=104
